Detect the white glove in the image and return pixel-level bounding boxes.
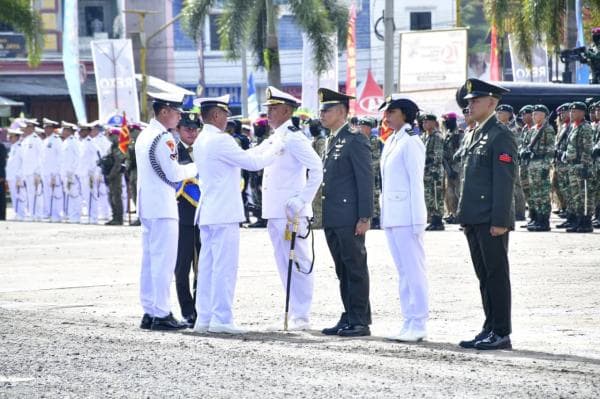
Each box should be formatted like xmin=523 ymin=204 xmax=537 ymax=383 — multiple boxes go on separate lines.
xmin=285 ymin=196 xmax=305 ymax=220
xmin=412 ymin=224 xmax=425 ymax=236
xmin=34 ymin=174 xmax=42 ymax=186
xmin=15 ymin=178 xmax=23 ymax=188
xmin=50 ymin=175 xmax=56 ymax=186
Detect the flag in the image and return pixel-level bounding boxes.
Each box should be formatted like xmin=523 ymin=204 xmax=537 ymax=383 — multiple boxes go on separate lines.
xmin=247 ymin=72 xmax=259 ymax=119
xmin=346 ymin=2 xmax=357 ymax=115
xmin=490 ymin=25 xmax=500 ymax=81
xmin=575 ymin=0 xmax=590 ymax=83
xmin=63 ymin=0 xmax=87 ymax=122
xmin=118 ymin=112 xmax=130 ymax=155
xmin=356 ymin=69 xmax=384 ymax=116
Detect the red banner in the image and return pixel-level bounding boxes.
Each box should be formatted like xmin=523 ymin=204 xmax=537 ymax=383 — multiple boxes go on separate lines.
xmin=490 ymin=25 xmax=500 ymax=81
xmin=346 ymin=3 xmax=357 ymax=115
xmin=356 ymin=69 xmax=384 ymax=116
xmin=118 ymin=112 xmax=130 ymax=155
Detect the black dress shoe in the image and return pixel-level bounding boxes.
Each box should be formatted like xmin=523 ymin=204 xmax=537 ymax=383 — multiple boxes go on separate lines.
xmin=337 ymin=324 xmax=371 ymax=337
xmin=474 ymin=332 xmax=512 ymax=350
xmin=321 ymin=321 xmax=349 ymax=336
xmin=458 ymin=329 xmax=490 ymax=349
xmin=140 ymin=313 xmax=152 ymax=330
xmin=150 ymin=313 xmax=187 ymax=331
xmin=182 ymin=315 xmax=196 ymax=328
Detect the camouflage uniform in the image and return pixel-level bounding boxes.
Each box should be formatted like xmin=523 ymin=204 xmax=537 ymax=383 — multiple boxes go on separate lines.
xmin=106 ymin=140 xmax=125 ymax=224
xmin=126 ymin=127 xmax=141 ymax=207
xmin=442 ymin=127 xmax=463 ymax=220
xmin=507 ymin=124 xmax=526 ymax=220
xmin=591 ymin=120 xmax=600 ymax=226
xmin=564 ymin=117 xmax=595 ymax=231
xmin=370 ymin=133 xmax=382 ymax=227
xmin=553 ymin=121 xmax=571 ymax=213
xmin=424 ymin=129 xmax=444 ymax=222
xmin=526 ymin=121 xmax=555 ymax=221
xmin=518 ymin=124 xmax=534 ymax=211
xmin=311 ymin=133 xmax=327 ymax=229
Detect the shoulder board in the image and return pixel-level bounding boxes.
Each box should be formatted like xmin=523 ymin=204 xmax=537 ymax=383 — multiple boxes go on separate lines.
xmin=406 ymin=128 xmax=417 ymax=136
xmin=287 ymin=125 xmax=300 ymax=132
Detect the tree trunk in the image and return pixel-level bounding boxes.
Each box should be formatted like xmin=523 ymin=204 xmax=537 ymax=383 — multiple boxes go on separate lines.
xmin=196 ymin=29 xmax=206 ymax=96
xmin=265 ymin=0 xmax=281 ymax=87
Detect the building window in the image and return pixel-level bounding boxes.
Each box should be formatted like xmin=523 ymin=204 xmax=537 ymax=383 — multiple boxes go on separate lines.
xmin=410 ymin=12 xmax=431 ymax=31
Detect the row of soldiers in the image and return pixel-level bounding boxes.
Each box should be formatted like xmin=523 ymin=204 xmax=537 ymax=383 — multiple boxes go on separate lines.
xmin=495 ymin=101 xmax=600 ymax=232
xmin=2 ymin=117 xmax=142 ymax=225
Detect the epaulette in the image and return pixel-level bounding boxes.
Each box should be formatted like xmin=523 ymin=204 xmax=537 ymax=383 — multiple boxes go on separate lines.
xmin=287 ymin=125 xmax=300 ymax=132
xmin=406 ymin=128 xmax=417 ymax=136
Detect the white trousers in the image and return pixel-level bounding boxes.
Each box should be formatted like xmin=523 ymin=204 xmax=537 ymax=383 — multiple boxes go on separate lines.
xmin=42 ymin=174 xmax=63 ymax=222
xmin=140 ymin=218 xmax=178 ymax=317
xmin=64 ymin=177 xmax=81 ymax=223
xmin=96 ymin=180 xmax=111 ymax=220
xmin=78 ymin=174 xmax=92 ymax=217
xmin=195 ymin=223 xmax=240 ymax=325
xmin=25 ymin=175 xmax=43 ymax=220
xmin=384 ymin=226 xmax=429 ymax=331
xmin=267 ymin=218 xmax=314 ymax=323
xmin=7 ymin=179 xmax=26 ymax=220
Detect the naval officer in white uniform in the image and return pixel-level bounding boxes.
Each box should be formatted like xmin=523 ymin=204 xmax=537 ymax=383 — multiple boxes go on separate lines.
xmin=60 ymin=121 xmax=82 ymax=223
xmin=192 ymin=95 xmax=283 ymax=334
xmin=379 ymin=95 xmax=429 ymax=342
xmin=261 ymin=87 xmax=323 ymax=330
xmin=136 ymin=92 xmax=197 ymax=331
xmin=41 ymin=118 xmax=63 ymax=222
xmin=21 ymin=118 xmax=44 ymax=220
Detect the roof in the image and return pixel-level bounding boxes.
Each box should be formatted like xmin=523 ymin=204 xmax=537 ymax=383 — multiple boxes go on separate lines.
xmin=0 ymin=96 xmax=24 ymax=107
xmin=0 ymin=75 xmax=98 ymax=97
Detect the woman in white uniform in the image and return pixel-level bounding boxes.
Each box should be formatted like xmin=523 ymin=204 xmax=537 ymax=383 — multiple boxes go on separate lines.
xmin=379 ymin=95 xmax=428 ymax=342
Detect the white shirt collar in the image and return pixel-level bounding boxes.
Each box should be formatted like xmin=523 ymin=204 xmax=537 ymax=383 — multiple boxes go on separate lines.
xmin=202 ymin=123 xmax=222 ymax=134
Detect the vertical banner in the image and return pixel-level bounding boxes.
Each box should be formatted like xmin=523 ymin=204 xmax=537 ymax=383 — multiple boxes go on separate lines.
xmin=91 ymin=39 xmax=140 ymax=123
xmin=346 ymin=2 xmax=357 ymax=115
xmin=575 ymin=0 xmax=590 ymax=84
xmin=301 ymin=33 xmax=338 ymax=115
xmin=508 ymin=34 xmax=549 ymax=82
xmin=490 ymin=25 xmax=500 ymax=81
xmin=63 ymin=0 xmax=87 ymax=123
xmin=247 ymin=72 xmax=259 ymax=119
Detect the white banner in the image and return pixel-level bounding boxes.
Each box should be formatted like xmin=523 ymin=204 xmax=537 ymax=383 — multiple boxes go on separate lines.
xmin=91 ymin=39 xmax=140 ymax=123
xmin=63 ymin=0 xmax=86 ymax=123
xmin=301 ymin=33 xmax=338 ymax=116
xmin=398 ymin=28 xmax=468 ymax=92
xmin=507 ymin=34 xmax=549 ymax=82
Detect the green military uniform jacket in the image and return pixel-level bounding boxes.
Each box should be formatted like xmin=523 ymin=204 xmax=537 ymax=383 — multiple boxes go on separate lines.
xmin=565 ymin=120 xmax=594 ymax=170
xmin=457 ymin=114 xmax=518 ymax=228
xmin=528 ymin=122 xmax=556 ymax=163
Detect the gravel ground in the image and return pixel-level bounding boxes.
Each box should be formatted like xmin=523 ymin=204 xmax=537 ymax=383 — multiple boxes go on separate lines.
xmin=1 ymin=217 xmax=599 ymax=398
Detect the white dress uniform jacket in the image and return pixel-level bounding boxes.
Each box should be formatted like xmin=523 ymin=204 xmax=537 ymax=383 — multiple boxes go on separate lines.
xmin=61 ymin=135 xmax=82 ymax=222
xmin=21 ymin=133 xmax=43 ymax=177
xmin=261 ymin=120 xmax=323 ymax=219
xmin=193 ymin=123 xmax=282 ymax=226
xmin=380 ymin=124 xmax=427 ymax=230
xmin=135 ymin=118 xmax=197 ymax=220
xmin=6 ymin=139 xmax=25 ymax=220
xmin=42 ymin=133 xmax=64 ymax=221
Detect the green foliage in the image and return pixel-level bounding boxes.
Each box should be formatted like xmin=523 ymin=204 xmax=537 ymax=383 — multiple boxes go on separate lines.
xmin=0 ymin=0 xmax=43 ymax=67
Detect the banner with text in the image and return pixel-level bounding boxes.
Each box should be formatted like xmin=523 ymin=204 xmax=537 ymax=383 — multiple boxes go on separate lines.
xmin=91 ymin=39 xmax=140 ymax=123
xmin=398 ymin=28 xmax=468 ymax=92
xmin=507 ymin=34 xmax=549 ymax=82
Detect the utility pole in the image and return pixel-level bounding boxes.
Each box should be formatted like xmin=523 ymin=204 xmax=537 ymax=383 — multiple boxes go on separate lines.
xmin=124 ymin=9 xmax=183 ymax=121
xmin=383 ymin=0 xmax=394 ymax=96
xmin=456 ymin=0 xmax=461 ymax=27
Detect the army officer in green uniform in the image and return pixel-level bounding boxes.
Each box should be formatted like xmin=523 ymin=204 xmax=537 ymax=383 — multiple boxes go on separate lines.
xmin=457 ymin=78 xmax=517 ymax=351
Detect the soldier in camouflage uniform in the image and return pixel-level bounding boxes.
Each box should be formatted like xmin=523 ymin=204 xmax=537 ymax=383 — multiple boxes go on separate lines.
xmin=422 ymin=113 xmax=445 ymax=230
xmin=563 ymin=102 xmax=595 ymax=233
xmin=551 ymin=104 xmax=571 ymax=219
xmin=520 ymin=105 xmax=555 ymax=231
xmin=441 ymin=112 xmax=463 ymax=224
xmin=496 ymin=104 xmax=526 ymax=221
xmin=309 ymin=119 xmax=326 ymax=229
xmin=580 ymin=28 xmax=600 ymax=84
xmin=247 ymin=117 xmax=270 ymax=228
xmin=127 ymin=124 xmax=142 ymax=226
xmin=357 ymin=117 xmax=382 ymax=228
xmin=105 ymin=128 xmax=125 ymax=225
xmin=517 ymin=105 xmax=535 ymax=227
xmin=591 ymin=103 xmax=600 ymax=228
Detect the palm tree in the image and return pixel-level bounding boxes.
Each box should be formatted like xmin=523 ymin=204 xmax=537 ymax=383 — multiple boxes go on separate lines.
xmin=181 ymin=0 xmax=348 ymax=87
xmin=0 ymin=0 xmax=43 ymax=67
xmin=483 ymin=0 xmax=600 ymax=68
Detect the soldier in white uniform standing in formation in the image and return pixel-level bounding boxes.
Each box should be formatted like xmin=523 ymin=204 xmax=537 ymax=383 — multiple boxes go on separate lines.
xmin=192 ymin=94 xmax=283 ymax=334
xmin=60 ymin=121 xmax=82 ymax=223
xmin=6 ymin=128 xmax=26 ymax=221
xmin=261 ymin=87 xmax=323 ymax=331
xmin=41 ymin=118 xmax=63 ymax=222
xmin=92 ymin=122 xmax=113 ymax=221
xmin=136 ymin=92 xmax=198 ymax=331
xmin=21 ymin=118 xmax=44 ymax=221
